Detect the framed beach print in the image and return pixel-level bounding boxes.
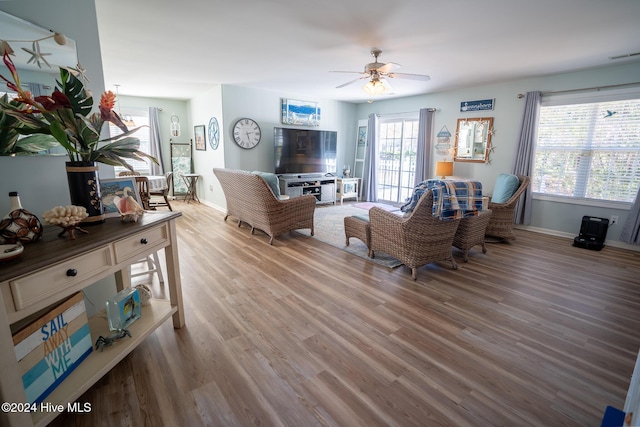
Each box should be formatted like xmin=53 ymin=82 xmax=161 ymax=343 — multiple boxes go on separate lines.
xmin=100 ymin=177 xmax=142 ymax=218
xmin=281 ymin=98 xmax=321 ymax=126
xmin=194 ymin=125 xmax=206 ymax=151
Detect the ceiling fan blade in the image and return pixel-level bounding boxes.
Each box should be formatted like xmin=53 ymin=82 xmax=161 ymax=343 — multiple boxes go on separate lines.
xmin=330 ymin=70 xmax=365 ymax=74
xmin=386 ymin=72 xmax=431 ymax=81
xmin=336 ymin=76 xmax=368 ymax=88
xmin=376 ymin=62 xmax=401 ymax=74
xmin=381 ymin=77 xmax=395 ymax=92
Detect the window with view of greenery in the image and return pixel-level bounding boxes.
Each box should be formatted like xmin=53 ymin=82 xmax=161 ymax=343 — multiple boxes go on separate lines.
xmin=533 ymin=94 xmax=640 ymax=204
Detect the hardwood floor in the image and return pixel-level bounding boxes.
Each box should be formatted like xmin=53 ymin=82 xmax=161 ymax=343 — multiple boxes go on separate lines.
xmin=50 ymin=200 xmax=640 ymax=426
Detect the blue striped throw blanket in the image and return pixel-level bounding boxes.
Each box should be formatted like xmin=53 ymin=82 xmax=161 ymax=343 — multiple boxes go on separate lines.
xmin=400 ymin=179 xmax=483 ymax=220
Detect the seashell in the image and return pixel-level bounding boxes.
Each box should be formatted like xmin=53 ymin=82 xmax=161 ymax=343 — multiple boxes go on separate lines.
xmin=134 ymin=284 xmax=152 ymax=306
xmin=112 ymin=195 xmax=144 ymax=222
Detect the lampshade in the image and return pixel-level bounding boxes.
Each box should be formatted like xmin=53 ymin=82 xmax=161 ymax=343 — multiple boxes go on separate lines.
xmin=435 ymin=161 xmax=454 ymax=179
xmin=362 ymin=80 xmax=387 ymax=96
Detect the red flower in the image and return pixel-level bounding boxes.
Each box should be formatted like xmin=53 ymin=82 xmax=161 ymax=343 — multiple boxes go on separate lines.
xmin=34 ymin=90 xmax=72 ymax=111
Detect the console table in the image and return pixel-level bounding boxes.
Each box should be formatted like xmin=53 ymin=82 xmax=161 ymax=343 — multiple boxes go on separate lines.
xmin=0 ymin=211 xmax=184 ymax=427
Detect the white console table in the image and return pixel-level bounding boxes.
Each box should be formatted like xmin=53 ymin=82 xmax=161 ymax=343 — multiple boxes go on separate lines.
xmin=0 ymin=211 xmax=184 ymax=427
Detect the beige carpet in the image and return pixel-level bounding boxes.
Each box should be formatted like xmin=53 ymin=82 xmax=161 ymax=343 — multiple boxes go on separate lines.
xmin=296 ymin=202 xmax=403 ymax=268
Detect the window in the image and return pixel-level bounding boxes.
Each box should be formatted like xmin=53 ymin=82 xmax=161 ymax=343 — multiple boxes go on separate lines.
xmin=377 ymin=117 xmax=419 ymax=203
xmin=109 ymin=108 xmax=151 ymax=175
xmin=533 ymin=91 xmax=640 ymax=204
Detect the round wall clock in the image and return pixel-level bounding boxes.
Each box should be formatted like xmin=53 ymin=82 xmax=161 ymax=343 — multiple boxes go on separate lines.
xmin=208 ymin=117 xmax=220 ymax=150
xmin=232 ymin=118 xmax=261 ymax=149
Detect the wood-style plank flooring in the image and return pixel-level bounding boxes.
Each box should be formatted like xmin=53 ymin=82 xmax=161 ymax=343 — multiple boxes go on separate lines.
xmin=50 ymin=200 xmax=640 ymax=426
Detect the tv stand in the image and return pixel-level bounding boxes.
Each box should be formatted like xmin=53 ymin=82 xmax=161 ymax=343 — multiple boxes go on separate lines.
xmin=279 ymin=176 xmax=336 ymax=205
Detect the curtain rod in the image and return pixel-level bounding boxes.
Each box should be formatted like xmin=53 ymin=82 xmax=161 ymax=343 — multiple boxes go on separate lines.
xmin=377 ymin=108 xmax=437 ymax=116
xmin=518 ymin=81 xmax=640 ymax=98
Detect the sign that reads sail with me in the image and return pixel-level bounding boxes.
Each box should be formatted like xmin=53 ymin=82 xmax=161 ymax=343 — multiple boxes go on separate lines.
xmin=460 ymin=99 xmax=494 ymax=112
xmin=12 ymin=292 xmax=93 ymax=404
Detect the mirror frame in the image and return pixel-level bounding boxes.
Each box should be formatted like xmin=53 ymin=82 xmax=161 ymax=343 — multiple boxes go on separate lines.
xmin=453 ymin=117 xmax=493 ymax=163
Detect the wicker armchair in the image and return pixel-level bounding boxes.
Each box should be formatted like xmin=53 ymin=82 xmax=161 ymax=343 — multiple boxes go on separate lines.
xmin=369 ymin=190 xmax=461 ymax=280
xmin=213 ymin=168 xmax=316 ymax=245
xmin=485 ymin=175 xmax=530 ymax=240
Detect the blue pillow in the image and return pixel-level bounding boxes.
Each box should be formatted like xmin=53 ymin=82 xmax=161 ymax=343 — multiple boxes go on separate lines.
xmin=491 ymin=173 xmax=519 ymax=203
xmin=251 ymin=171 xmax=281 ymax=197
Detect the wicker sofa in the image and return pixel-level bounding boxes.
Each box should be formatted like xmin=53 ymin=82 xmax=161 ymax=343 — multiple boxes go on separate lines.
xmin=213 ymin=168 xmax=316 ymax=244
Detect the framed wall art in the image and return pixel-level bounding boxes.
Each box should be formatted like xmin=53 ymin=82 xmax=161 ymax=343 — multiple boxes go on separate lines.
xmin=281 ymin=98 xmax=320 ymax=126
xmin=194 ymin=125 xmax=206 ymax=151
xmin=99 ymin=177 xmax=142 ymax=218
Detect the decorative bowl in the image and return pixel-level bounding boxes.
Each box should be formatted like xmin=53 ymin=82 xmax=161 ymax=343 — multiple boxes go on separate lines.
xmin=0 ymin=243 xmax=24 ymax=262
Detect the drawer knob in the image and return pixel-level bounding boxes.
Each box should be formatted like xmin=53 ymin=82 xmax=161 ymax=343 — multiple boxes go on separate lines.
xmin=140 ymin=238 xmax=148 ymax=245
xmin=66 ymin=269 xmax=78 ymax=277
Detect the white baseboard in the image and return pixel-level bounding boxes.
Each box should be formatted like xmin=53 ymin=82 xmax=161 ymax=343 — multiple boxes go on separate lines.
xmin=515 ymin=225 xmax=640 ymax=252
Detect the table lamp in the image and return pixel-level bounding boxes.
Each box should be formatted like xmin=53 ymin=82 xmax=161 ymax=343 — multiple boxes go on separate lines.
xmin=435 ymin=161 xmax=454 ymax=179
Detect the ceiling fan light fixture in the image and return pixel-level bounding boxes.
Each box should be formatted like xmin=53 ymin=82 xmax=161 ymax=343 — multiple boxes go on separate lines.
xmin=362 ymin=80 xmax=387 ymax=96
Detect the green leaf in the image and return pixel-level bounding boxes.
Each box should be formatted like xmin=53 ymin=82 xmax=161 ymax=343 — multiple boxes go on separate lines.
xmin=13 ymin=134 xmax=60 ymax=154
xmin=49 ymin=121 xmax=77 ymax=157
xmin=58 ymin=68 xmax=93 ymax=117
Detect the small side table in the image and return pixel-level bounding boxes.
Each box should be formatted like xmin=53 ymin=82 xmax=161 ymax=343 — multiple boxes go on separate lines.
xmin=182 ymin=173 xmax=201 ymax=203
xmin=336 ymin=177 xmax=360 ymax=205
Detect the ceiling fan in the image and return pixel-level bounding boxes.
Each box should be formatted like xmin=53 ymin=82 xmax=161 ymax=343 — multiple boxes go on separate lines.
xmin=332 ymin=48 xmax=430 ymax=95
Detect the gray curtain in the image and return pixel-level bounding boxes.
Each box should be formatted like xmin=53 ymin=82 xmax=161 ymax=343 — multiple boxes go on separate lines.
xmin=511 ymin=91 xmax=540 ymax=225
xmin=621 ymin=188 xmax=640 ymax=245
xmin=363 ymin=113 xmax=378 ymax=202
xmin=148 ymin=107 xmax=164 ymax=175
xmin=414 ymin=108 xmax=434 ymax=185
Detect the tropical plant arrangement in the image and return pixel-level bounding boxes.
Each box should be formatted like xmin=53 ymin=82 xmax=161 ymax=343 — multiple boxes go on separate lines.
xmin=0 ymin=52 xmax=156 ymax=169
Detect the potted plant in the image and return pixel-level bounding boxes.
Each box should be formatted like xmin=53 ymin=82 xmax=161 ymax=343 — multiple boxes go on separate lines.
xmin=0 ymin=52 xmax=157 ymax=223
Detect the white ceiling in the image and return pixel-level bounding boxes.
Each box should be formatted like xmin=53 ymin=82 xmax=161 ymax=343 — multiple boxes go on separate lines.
xmin=95 ymin=0 xmax=640 ymax=103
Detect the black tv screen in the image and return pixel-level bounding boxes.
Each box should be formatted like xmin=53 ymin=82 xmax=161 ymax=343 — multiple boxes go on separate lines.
xmin=274 ymin=127 xmax=337 ymax=175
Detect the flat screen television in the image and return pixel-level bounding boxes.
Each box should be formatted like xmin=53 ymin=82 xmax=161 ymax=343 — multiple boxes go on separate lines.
xmin=274 ymin=127 xmax=337 ymax=175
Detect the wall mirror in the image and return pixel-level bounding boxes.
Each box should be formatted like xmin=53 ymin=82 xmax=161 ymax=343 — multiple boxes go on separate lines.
xmin=0 ymin=10 xmax=78 ymax=156
xmin=453 ymin=117 xmax=493 ymax=163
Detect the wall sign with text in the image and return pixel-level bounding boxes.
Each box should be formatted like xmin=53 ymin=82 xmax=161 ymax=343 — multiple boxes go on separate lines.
xmin=460 ymin=99 xmax=494 ymax=112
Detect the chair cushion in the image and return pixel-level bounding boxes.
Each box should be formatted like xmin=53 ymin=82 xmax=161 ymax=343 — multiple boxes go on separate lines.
xmin=491 ymin=173 xmax=519 ymax=203
xmin=251 ymin=171 xmax=280 ymax=197
xmin=354 ymin=214 xmax=370 ymax=222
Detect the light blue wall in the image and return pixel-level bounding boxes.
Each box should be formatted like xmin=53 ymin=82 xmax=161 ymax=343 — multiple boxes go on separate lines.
xmin=118 ymin=95 xmax=189 ymax=175
xmin=188 ymin=85 xmax=225 ymax=208
xmin=355 ymin=61 xmax=640 ymax=246
xmin=220 ymin=85 xmax=357 ymax=174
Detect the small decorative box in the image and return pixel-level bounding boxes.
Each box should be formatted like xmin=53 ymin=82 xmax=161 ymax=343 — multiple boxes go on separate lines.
xmin=106 ymin=288 xmax=141 ymax=331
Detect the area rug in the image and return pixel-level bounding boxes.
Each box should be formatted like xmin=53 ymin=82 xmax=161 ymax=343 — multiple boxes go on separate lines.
xmin=353 ymin=202 xmax=400 ymax=212
xmin=296 ymin=203 xmax=402 ymax=268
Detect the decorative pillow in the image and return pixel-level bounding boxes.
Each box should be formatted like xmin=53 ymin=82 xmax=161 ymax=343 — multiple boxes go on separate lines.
xmin=491 ymin=173 xmax=520 ymax=203
xmin=251 ymin=171 xmax=281 ymax=197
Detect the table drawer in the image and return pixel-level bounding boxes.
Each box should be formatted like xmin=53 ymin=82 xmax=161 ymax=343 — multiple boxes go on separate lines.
xmin=10 ymin=246 xmax=113 ymax=310
xmin=114 ymin=223 xmax=169 ymax=264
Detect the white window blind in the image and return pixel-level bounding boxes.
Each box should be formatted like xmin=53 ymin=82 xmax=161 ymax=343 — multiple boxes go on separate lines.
xmin=533 ymin=92 xmax=640 ymax=204
xmin=109 ymin=107 xmax=151 ymax=175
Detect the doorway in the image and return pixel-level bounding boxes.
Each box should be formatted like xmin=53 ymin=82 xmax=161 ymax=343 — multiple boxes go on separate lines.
xmin=377 ymin=118 xmax=419 ymax=203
